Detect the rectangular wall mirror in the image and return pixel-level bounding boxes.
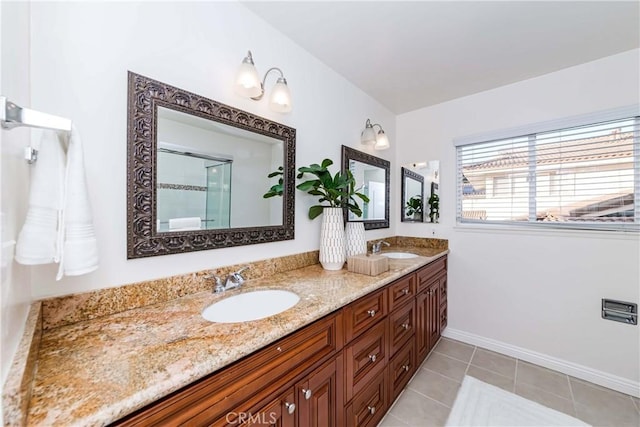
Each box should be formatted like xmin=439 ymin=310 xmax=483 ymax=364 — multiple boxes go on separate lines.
xmin=341 ymin=145 xmax=390 ymax=230
xmin=403 ymin=161 xmax=440 ymax=223
xmin=127 ymin=72 xmax=296 ymax=258
xmin=401 ymin=167 xmax=424 ymax=222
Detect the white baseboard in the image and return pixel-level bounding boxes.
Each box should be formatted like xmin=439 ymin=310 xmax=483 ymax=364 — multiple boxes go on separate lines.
xmin=442 ymin=328 xmax=640 ymax=398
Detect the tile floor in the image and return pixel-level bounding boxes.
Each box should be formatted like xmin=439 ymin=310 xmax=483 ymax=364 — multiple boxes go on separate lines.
xmin=379 ymin=337 xmax=640 ymax=427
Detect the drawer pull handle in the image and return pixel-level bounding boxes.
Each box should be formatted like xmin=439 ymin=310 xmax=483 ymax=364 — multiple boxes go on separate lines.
xmin=367 ymin=309 xmax=376 ymax=317
xmin=302 ymin=388 xmax=312 ymax=400
xmin=402 ymin=288 xmax=409 ymax=295
xmin=403 ymin=364 xmax=410 ymax=372
xmin=369 ymin=354 xmax=377 ymax=363
xmin=276 ymin=347 xmax=282 ymax=352
xmin=285 ymin=402 xmax=295 ymax=415
xmin=401 ymin=323 xmax=410 ymax=330
xmin=368 ymin=406 xmax=376 ymax=415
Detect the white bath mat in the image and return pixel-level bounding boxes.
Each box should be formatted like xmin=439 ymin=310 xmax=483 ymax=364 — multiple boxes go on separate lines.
xmin=446 ymin=376 xmax=590 ymax=426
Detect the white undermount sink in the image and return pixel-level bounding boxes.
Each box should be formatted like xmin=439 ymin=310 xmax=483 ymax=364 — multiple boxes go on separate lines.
xmin=381 ymin=252 xmax=419 ymax=259
xmin=202 ymin=289 xmax=300 ymax=323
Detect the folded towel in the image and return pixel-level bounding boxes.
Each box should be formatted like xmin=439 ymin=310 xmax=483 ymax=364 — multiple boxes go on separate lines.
xmin=15 ymin=125 xmax=99 ymax=280
xmin=169 ymin=217 xmax=202 ymax=231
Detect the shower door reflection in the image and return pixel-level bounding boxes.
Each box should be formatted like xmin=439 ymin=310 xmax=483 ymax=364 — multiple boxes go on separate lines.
xmin=205 ymin=161 xmax=232 ymax=229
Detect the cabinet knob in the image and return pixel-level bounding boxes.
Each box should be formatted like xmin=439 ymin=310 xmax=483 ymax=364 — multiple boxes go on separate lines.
xmin=367 ymin=309 xmax=376 ymax=317
xmin=302 ymin=388 xmax=312 ymax=400
xmin=276 ymin=347 xmax=282 ymax=352
xmin=403 ymin=364 xmax=410 ymax=372
xmin=369 ymin=354 xmax=377 ymax=363
xmin=368 ymin=406 xmax=376 ymax=415
xmin=401 ymin=323 xmax=410 ymax=330
xmin=285 ymin=402 xmax=295 ymax=415
xmin=402 ymin=288 xmax=409 ymax=295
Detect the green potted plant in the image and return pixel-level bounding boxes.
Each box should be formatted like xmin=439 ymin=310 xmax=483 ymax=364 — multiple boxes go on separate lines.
xmin=296 ymin=159 xmax=369 ymax=219
xmin=296 ymin=159 xmax=369 ymax=270
xmin=405 ymin=195 xmax=423 ymax=220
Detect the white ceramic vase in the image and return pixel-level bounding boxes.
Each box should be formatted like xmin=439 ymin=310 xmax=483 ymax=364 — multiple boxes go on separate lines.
xmin=345 ymin=222 xmax=367 ymax=261
xmin=319 ymin=207 xmax=346 ymax=270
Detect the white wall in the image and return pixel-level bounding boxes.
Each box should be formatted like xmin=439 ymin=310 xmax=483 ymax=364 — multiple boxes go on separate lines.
xmin=397 ymin=49 xmax=640 ymax=390
xmin=0 ymin=1 xmax=33 ymax=393
xmin=26 ymin=1 xmax=395 ymax=298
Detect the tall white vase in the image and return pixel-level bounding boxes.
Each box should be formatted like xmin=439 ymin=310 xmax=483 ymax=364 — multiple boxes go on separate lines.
xmin=345 ymin=222 xmax=367 ymax=261
xmin=319 ymin=207 xmax=346 ymax=270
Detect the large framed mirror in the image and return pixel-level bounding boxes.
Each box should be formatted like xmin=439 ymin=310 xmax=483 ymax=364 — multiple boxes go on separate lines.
xmin=401 ymin=167 xmax=424 ymax=222
xmin=341 ymin=145 xmax=390 ymax=230
xmin=127 ymin=72 xmax=296 ymax=258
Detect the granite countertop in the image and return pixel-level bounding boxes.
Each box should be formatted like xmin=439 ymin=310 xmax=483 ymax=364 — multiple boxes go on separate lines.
xmin=25 ymin=247 xmax=448 ymax=426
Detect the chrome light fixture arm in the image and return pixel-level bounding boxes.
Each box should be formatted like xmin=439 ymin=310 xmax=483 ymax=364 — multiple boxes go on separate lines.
xmin=251 ymin=67 xmax=287 ymax=101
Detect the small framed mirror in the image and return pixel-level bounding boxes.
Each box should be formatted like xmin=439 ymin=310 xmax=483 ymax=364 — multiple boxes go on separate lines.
xmin=401 ymin=167 xmax=424 ymax=222
xmin=127 ymin=72 xmax=296 ymax=258
xmin=403 ymin=161 xmax=440 ymax=223
xmin=341 ymin=145 xmax=390 ymax=230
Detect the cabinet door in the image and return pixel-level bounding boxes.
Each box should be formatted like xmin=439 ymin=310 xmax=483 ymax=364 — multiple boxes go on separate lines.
xmin=416 ymin=279 xmax=440 ymax=363
xmin=439 ymin=274 xmax=448 ymax=330
xmin=426 ymin=280 xmax=441 ymax=351
xmin=237 ymin=389 xmax=296 ymax=427
xmin=297 ymin=355 xmax=342 ymax=427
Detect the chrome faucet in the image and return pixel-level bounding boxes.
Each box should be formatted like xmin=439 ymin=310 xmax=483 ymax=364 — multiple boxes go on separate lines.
xmin=224 ymin=265 xmax=250 ymax=290
xmin=372 ymin=240 xmax=390 ymax=254
xmin=205 ymin=274 xmax=224 ymax=293
xmin=206 ymin=265 xmax=250 ymax=293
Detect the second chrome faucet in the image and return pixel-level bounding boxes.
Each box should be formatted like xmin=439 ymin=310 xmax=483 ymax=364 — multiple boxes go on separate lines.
xmin=207 ymin=265 xmax=250 ymax=293
xmin=372 ymin=240 xmax=390 ymax=254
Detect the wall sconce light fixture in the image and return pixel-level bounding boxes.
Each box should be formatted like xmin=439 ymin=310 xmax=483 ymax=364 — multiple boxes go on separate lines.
xmin=360 ymin=119 xmax=390 ymax=150
xmin=234 ymin=50 xmax=292 ymax=113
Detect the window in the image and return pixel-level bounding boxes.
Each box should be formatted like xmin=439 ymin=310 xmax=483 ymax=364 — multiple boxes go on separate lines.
xmin=455 ymin=108 xmax=639 ymax=231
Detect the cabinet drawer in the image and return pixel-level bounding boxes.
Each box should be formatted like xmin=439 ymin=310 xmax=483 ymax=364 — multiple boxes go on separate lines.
xmin=344 ymin=373 xmax=387 ymax=427
xmin=388 ymin=275 xmax=416 ymax=312
xmin=388 ymin=339 xmax=415 ymax=403
xmin=344 ymin=288 xmax=387 ymax=342
xmin=388 ymin=300 xmax=415 ymax=358
xmin=115 ymin=313 xmax=340 ymax=426
xmin=344 ymin=320 xmax=387 ymax=402
xmin=417 ymin=257 xmax=447 ymax=292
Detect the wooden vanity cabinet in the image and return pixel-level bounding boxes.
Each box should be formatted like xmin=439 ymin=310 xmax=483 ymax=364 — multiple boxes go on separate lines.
xmin=416 ymin=258 xmax=448 ymax=362
xmin=113 ymin=255 xmax=448 ymax=427
xmin=113 ymin=313 xmax=342 ymax=427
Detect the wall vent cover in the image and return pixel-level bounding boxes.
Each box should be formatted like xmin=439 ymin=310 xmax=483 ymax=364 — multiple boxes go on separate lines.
xmin=601 ymin=299 xmax=637 ymax=325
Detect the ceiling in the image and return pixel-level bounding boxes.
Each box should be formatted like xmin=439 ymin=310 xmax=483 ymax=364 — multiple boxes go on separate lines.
xmin=242 ymin=1 xmax=640 ymax=114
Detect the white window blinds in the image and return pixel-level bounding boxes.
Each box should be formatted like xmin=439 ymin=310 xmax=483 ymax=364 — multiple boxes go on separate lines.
xmin=456 ymin=113 xmax=640 ymax=231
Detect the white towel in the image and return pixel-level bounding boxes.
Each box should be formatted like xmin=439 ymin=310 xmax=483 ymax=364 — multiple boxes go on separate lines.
xmin=15 ymin=125 xmax=99 ymax=280
xmin=15 ymin=130 xmax=65 ymax=265
xmin=169 ymin=217 xmax=202 ymax=231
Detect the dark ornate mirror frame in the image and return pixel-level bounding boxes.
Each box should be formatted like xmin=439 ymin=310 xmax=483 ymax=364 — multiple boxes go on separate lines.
xmin=127 ymin=71 xmax=296 ymax=259
xmin=341 ymin=145 xmax=390 ymax=230
xmin=401 ymin=167 xmax=425 ymax=223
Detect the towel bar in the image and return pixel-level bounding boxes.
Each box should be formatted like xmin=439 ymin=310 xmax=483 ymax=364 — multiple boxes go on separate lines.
xmin=0 ymin=95 xmax=72 ymax=132
xmin=1 ymin=95 xmax=72 ymax=164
